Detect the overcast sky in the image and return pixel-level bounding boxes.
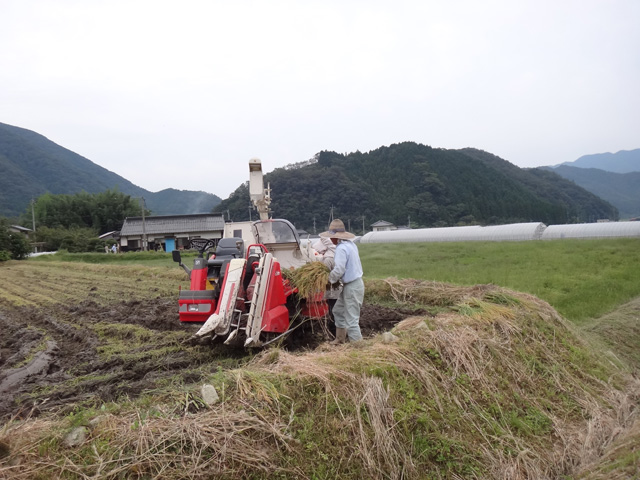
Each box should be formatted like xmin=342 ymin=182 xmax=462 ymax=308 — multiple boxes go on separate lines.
xmin=1 ymin=0 xmax=638 ymax=198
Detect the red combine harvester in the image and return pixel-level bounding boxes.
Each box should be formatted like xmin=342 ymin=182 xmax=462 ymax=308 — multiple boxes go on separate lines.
xmin=172 ymin=159 xmax=327 ymax=347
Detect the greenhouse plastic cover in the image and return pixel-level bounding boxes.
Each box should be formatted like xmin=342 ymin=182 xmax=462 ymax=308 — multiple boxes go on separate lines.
xmin=541 ymin=221 xmax=640 ymax=240
xmin=358 ymin=223 xmax=547 ymax=243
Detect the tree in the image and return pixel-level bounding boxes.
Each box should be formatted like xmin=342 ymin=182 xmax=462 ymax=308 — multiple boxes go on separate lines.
xmin=0 ymin=219 xmax=31 ymax=260
xmin=22 ymin=189 xmax=142 ymax=234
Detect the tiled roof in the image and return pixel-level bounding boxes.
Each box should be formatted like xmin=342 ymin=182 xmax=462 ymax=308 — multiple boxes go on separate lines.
xmin=370 ymin=220 xmax=394 ymax=227
xmin=98 ymin=230 xmax=119 ymax=239
xmin=120 ymin=214 xmax=224 ymax=236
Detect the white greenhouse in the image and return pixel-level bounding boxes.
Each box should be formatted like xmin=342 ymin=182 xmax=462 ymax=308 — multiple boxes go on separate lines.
xmin=541 ymin=221 xmax=640 ymax=240
xmin=358 ymin=222 xmax=547 ymax=243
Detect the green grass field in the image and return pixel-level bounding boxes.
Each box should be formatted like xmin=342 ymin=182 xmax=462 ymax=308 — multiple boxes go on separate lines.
xmin=359 ymin=238 xmax=640 ymax=323
xmin=32 ymin=249 xmax=180 ymax=267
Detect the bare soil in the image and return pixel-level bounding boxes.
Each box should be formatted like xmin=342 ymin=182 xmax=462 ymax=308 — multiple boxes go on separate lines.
xmin=0 ymin=298 xmax=418 ymax=420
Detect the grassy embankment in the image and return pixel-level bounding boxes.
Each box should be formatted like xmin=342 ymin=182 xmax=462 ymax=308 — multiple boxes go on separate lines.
xmin=1 ymin=238 xmax=637 ymax=479
xmin=31 ymin=249 xmax=182 ymax=267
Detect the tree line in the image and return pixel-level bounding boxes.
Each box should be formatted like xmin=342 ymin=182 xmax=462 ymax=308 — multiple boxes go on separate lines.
xmin=0 ymin=189 xmax=146 ymax=258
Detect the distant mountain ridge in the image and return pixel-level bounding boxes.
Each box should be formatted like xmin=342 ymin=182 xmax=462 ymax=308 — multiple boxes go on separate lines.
xmin=556 ymin=149 xmax=640 ymax=173
xmin=0 ymin=122 xmax=221 ymax=218
xmin=544 ymin=165 xmax=640 ymax=219
xmin=544 ymin=149 xmax=640 ymax=219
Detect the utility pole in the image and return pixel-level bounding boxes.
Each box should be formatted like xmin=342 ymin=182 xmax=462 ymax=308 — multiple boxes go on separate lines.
xmin=140 ymin=197 xmax=147 ymax=251
xmin=408 ymin=214 xmax=411 ymax=228
xmin=30 ymin=198 xmax=37 ymax=253
xmin=362 ymin=215 xmax=365 ymax=235
xmin=248 ymin=203 xmax=252 ymax=221
xmin=31 ymin=198 xmax=36 ymax=233
xmin=313 ymin=216 xmax=316 ymax=235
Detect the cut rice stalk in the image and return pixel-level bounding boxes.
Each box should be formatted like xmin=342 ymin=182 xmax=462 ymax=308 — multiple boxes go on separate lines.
xmin=290 ymin=261 xmax=330 ymax=300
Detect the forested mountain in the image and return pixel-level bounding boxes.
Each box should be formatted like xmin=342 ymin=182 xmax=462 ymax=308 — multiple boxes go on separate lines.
xmin=557 ymin=149 xmax=640 ymax=173
xmin=0 ymin=122 xmax=221 ymax=218
xmin=215 ymin=142 xmax=618 ymax=233
xmin=545 ymin=165 xmax=640 ymax=219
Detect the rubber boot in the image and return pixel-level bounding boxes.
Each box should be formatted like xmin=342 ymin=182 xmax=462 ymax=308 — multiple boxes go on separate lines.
xmin=330 ymin=327 xmax=347 ymax=345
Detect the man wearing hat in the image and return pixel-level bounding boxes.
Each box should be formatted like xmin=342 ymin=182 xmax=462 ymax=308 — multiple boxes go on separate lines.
xmin=320 ymin=219 xmax=364 ymax=343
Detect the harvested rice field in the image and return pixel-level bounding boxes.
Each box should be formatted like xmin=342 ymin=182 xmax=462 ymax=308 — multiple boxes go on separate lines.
xmin=1 ymin=259 xmax=639 ymax=479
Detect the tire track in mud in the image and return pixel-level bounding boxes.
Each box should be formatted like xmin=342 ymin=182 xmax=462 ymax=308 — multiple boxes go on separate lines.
xmin=0 ymin=298 xmax=207 ymax=420
xmin=0 ymin=304 xmax=102 ymax=418
xmin=0 ymin=341 xmax=58 ymax=396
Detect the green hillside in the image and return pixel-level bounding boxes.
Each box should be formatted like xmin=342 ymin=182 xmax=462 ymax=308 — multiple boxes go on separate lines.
xmin=0 ymin=122 xmax=221 ymax=217
xmin=216 ymin=142 xmax=619 ymax=231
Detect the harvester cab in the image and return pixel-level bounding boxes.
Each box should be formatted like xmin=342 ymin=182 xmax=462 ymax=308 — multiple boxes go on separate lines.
xmin=251 ymin=218 xmax=317 ymax=269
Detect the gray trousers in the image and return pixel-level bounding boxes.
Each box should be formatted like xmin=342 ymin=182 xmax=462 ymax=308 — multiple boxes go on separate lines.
xmin=332 ymin=277 xmax=364 ymax=341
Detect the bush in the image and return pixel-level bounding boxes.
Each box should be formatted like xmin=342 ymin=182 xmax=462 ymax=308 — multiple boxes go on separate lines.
xmin=9 ymin=232 xmax=31 ymax=259
xmin=0 ymin=220 xmax=32 ymax=261
xmin=36 ymin=226 xmax=103 ymax=253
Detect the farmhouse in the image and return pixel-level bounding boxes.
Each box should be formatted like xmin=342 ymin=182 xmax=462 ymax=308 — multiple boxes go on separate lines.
xmin=370 ymin=220 xmax=397 ymax=232
xmin=9 ymin=225 xmax=32 ymax=238
xmin=119 ymin=213 xmax=225 ymax=252
xmin=9 ymin=224 xmax=47 ymax=252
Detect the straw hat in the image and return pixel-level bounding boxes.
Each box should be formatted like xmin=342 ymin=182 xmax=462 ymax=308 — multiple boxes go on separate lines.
xmin=319 ymin=219 xmax=355 ymax=240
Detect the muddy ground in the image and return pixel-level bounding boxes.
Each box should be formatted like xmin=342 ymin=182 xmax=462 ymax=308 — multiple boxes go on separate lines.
xmin=0 ymin=298 xmax=419 ymax=420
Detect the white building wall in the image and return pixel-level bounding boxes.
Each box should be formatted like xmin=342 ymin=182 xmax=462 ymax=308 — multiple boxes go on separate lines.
xmin=173 ymin=230 xmax=223 ymax=240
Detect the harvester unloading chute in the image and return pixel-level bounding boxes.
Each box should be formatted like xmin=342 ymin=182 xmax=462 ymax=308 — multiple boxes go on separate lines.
xmin=249 ymin=158 xmax=271 ymax=221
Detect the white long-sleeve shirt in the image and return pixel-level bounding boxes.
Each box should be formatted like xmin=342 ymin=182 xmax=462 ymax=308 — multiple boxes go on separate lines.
xmin=328 ymin=240 xmax=363 ymax=284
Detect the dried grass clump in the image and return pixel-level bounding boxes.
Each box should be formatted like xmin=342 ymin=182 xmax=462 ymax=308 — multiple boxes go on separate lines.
xmin=366 ymin=277 xmax=499 ymax=307
xmin=357 ymin=375 xmax=414 ymax=478
xmin=0 ymin=408 xmax=296 ymax=480
xmin=289 ymin=261 xmax=330 ymax=300
xmin=574 ymin=415 xmax=640 ymax=480
xmin=251 ymin=348 xmax=357 ymax=390
xmin=248 ymin=349 xmax=417 ymax=478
